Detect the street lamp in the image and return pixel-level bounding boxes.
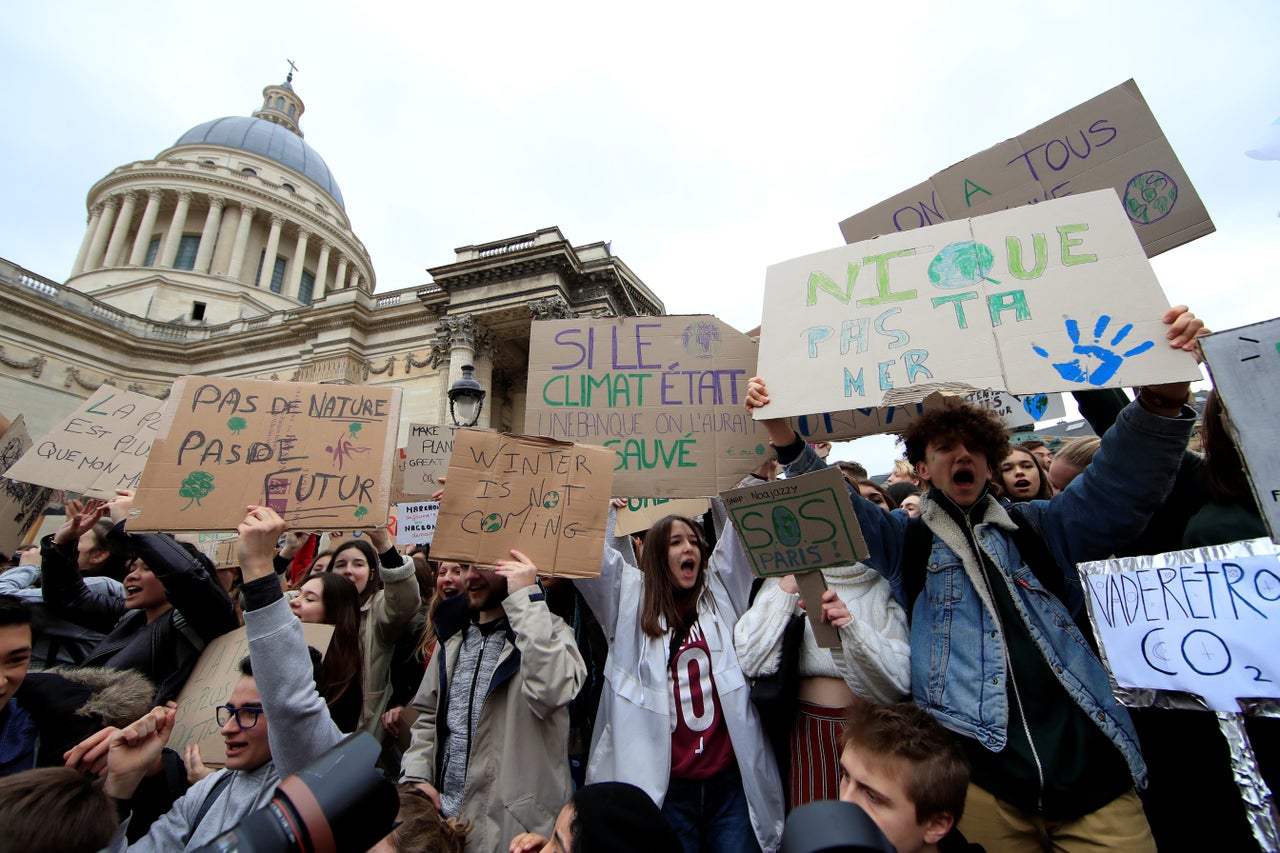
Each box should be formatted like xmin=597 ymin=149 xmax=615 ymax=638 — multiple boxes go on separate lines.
xmin=447 ymin=364 xmax=486 ymax=427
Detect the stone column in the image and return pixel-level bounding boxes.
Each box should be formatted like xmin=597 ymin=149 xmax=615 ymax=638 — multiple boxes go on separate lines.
xmin=256 ymin=215 xmax=283 ymax=289
xmin=314 ymin=240 xmax=331 ymax=298
xmin=227 ymin=203 xmax=256 ymax=282
xmin=194 ymin=195 xmax=225 ymax=273
xmin=128 ymin=189 xmax=164 ymax=266
xmin=333 ymin=255 xmax=348 ymax=294
xmin=286 ymin=228 xmax=310 ymax=298
xmin=70 ymin=205 xmax=103 ymax=277
xmin=348 ymin=269 xmax=360 ymax=291
xmin=158 ymin=190 xmax=193 ymax=267
xmin=102 ymin=192 xmax=138 ymax=268
xmin=84 ymin=197 xmax=119 ymax=271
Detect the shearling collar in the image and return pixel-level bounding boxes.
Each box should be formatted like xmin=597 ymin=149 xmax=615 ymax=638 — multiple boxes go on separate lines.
xmin=919 ymin=489 xmax=1019 ymax=629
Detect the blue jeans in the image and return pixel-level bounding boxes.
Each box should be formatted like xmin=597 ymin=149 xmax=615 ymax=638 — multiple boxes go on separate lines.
xmin=662 ymin=766 xmax=761 ymax=853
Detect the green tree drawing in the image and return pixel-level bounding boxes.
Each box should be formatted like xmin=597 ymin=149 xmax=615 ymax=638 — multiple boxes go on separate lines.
xmin=354 ymin=506 xmax=369 ymax=519
xmin=179 ymin=471 xmax=215 ymax=510
xmin=227 ymin=417 xmax=247 ymax=435
xmin=348 ymin=423 xmax=362 ymax=436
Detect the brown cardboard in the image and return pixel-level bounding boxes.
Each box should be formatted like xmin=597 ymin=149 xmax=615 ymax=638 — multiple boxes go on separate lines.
xmin=525 ymin=315 xmax=768 ymax=498
xmin=129 ymin=377 xmax=402 ymax=532
xmin=718 ymin=467 xmax=867 ymax=577
xmin=3 ymin=385 xmax=167 ymax=498
xmin=168 ymin=622 xmax=334 ymax=767
xmin=614 ymin=497 xmax=711 ymax=537
xmin=0 ymin=416 xmax=53 ymax=546
xmin=388 ymin=447 xmax=408 ymax=507
xmin=838 ymin=80 xmax=1213 ymax=258
xmin=431 ymin=429 xmax=613 ymax=578
xmin=759 ymin=191 xmax=1201 ymax=422
xmin=402 ymin=423 xmax=459 ymax=495
xmin=175 ymin=531 xmax=240 ymax=568
xmin=793 ymin=570 xmax=841 ymax=650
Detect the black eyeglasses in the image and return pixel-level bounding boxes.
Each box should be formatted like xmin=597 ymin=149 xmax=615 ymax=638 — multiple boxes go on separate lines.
xmin=215 ymin=704 xmax=265 ymax=728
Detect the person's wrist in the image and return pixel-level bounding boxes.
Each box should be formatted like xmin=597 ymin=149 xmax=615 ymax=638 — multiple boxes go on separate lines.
xmin=1137 ymin=386 xmax=1186 ymax=417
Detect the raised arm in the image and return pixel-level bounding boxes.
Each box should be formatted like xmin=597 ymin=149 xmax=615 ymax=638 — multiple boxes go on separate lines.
xmin=237 ymin=506 xmax=344 ymax=777
xmin=494 ymin=549 xmax=586 ymax=719
xmin=571 ymin=504 xmax=629 ymax=640
xmin=40 ymin=499 xmax=125 ymax=633
xmin=365 ymin=525 xmax=421 ymax=647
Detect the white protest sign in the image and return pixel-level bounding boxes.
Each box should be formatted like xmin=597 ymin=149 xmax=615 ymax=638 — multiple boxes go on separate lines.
xmin=3 ymin=385 xmax=166 ymax=498
xmin=1201 ymin=319 xmax=1280 ymax=543
xmin=789 ymin=391 xmax=1065 ymax=442
xmin=402 ymin=424 xmax=458 ymax=496
xmin=396 ymin=501 xmax=439 ymax=546
xmin=1079 ymin=540 xmax=1280 ymax=712
xmin=757 ymin=190 xmax=1200 ymax=422
xmin=963 ymin=390 xmax=1066 ymax=429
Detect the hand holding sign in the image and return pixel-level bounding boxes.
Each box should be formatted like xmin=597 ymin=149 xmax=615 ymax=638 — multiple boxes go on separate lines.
xmin=493 ymin=549 xmax=539 ymax=593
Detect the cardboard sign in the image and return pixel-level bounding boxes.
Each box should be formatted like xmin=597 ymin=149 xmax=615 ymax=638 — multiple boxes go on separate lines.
xmin=614 ymin=497 xmax=712 ymax=537
xmin=0 ymin=416 xmax=53 ymax=545
xmin=838 ymin=79 xmax=1213 ymax=258
xmin=396 ymin=501 xmax=440 ymax=546
xmin=389 ymin=447 xmax=408 ymax=506
xmin=3 ymin=385 xmax=166 ymax=498
xmin=431 ymin=430 xmax=613 ymax=578
xmin=175 ymin=531 xmax=239 ymax=568
xmin=130 ymin=377 xmax=402 ymax=532
xmin=719 ymin=467 xmax=867 ymax=578
xmin=1079 ymin=541 xmax=1280 ymax=712
xmin=402 ymin=423 xmax=458 ymax=496
xmin=525 ymin=316 xmax=767 ymax=498
xmin=168 ymin=622 xmax=334 ymax=767
xmin=1201 ymin=320 xmax=1280 ymax=542
xmin=757 ymin=191 xmax=1200 ymax=422
xmin=789 ymin=391 xmax=1065 ymax=442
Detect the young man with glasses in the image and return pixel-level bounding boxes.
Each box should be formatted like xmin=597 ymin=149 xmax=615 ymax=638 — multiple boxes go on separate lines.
xmin=86 ymin=507 xmax=346 ymax=851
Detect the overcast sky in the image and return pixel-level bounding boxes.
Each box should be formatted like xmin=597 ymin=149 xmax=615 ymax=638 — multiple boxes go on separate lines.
xmin=2 ymin=1 xmax=1276 ymax=473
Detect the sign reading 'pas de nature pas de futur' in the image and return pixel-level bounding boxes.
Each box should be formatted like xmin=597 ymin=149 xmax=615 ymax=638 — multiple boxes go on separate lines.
xmin=130 ymin=377 xmax=401 ymax=532
xmin=755 ymin=190 xmax=1201 ymax=421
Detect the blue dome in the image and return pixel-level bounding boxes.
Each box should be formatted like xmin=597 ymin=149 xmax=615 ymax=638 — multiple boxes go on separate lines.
xmin=173 ymin=116 xmax=345 ymax=210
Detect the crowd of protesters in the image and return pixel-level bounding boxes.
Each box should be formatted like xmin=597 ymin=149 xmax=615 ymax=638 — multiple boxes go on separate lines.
xmin=0 ymin=305 xmax=1276 ymax=852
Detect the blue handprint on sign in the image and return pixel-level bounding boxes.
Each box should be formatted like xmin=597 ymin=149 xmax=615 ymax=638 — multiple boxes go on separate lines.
xmin=1032 ymin=315 xmax=1154 ymax=386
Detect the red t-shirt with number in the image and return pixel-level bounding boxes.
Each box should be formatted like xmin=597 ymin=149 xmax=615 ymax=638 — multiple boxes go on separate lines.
xmin=669 ymin=619 xmax=734 ymax=780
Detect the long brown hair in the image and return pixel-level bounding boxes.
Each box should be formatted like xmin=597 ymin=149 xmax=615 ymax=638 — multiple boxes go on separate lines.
xmin=301 ymin=572 xmax=363 ymax=708
xmin=330 ymin=539 xmax=383 ymax=606
xmin=639 ymin=515 xmax=710 ymax=639
xmin=1202 ymin=391 xmax=1254 ymax=503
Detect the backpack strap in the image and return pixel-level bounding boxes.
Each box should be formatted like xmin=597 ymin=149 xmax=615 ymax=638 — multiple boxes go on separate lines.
xmin=190 ymin=770 xmax=235 ymax=836
xmin=901 ymin=516 xmax=933 ymax=625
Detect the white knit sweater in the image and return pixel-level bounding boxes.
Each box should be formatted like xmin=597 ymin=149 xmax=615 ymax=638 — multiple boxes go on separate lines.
xmin=733 ymin=563 xmax=910 ymax=706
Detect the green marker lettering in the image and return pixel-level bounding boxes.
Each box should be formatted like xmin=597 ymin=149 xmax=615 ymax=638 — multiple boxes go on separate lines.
xmin=807 ymin=263 xmax=861 ymax=306
xmin=1006 ymin=234 xmax=1048 ymax=280
xmin=987 ymin=290 xmax=1032 ymax=326
xmin=931 ymin=292 xmax=978 ymax=329
xmin=1058 ymin=224 xmax=1097 ymax=266
xmin=857 ymin=249 xmax=918 ymax=307
xmin=964 ymin=179 xmax=992 ymax=207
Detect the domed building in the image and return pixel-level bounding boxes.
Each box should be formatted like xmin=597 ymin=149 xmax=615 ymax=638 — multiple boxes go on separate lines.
xmin=0 ymin=73 xmax=663 ymax=444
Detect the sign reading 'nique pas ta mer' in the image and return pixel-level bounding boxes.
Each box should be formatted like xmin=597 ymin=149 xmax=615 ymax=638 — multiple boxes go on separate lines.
xmin=130 ymin=377 xmax=402 ymax=531
xmin=756 ymin=190 xmax=1201 ymax=421
xmin=526 ymin=315 xmax=767 ymax=498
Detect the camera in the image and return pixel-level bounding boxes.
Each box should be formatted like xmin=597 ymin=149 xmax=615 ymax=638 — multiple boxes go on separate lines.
xmin=193 ymin=732 xmax=398 ymax=853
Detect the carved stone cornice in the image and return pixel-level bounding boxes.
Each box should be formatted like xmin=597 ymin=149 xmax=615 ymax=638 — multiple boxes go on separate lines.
xmin=0 ymin=346 xmax=45 ymax=378
xmin=527 ymin=295 xmax=577 ymax=320
xmin=405 ymin=351 xmax=435 ymax=373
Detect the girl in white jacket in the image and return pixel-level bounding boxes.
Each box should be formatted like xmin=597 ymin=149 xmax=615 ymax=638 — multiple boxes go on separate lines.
xmin=575 ymin=512 xmax=785 ymax=853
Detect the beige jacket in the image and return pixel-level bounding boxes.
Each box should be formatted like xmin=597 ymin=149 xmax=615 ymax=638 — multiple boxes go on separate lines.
xmin=357 ymin=552 xmax=422 ymax=734
xmin=401 ymin=584 xmax=585 ymax=853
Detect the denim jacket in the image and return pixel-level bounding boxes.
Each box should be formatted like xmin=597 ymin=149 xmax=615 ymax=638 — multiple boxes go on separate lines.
xmin=783 ymin=399 xmax=1195 ymax=789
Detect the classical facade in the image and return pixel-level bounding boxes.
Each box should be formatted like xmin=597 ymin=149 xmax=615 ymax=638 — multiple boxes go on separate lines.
xmin=0 ymin=75 xmax=663 ymax=442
